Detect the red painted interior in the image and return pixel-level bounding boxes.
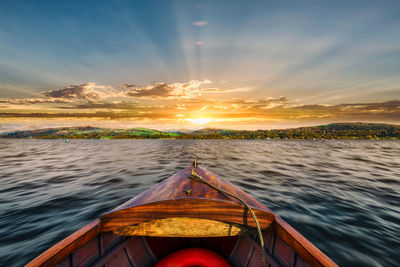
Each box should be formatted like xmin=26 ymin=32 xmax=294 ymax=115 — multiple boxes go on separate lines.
xmin=154 ymin=248 xmax=232 ymax=267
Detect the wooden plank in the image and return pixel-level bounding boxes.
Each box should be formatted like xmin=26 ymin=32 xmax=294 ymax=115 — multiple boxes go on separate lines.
xmin=26 ymin=219 xmax=99 ymax=267
xmin=55 ymin=257 xmax=70 ymax=267
xmin=275 ymin=217 xmax=338 ymax=267
xmin=265 ymin=255 xmax=282 ymax=267
xmin=92 ymin=239 xmax=129 ymax=267
xmin=103 ymin=248 xmax=132 ymax=267
xmin=112 ymin=166 xmax=271 ymax=212
xmin=273 ymin=235 xmax=295 ymax=267
xmin=114 ymin=217 xmax=246 ymax=237
xmin=99 ymin=198 xmax=275 ymax=233
xmin=229 ymin=236 xmax=254 ymax=267
xmin=101 ymin=232 xmax=121 ymax=255
xmin=72 ymin=236 xmax=99 ymax=267
xmin=296 ymin=255 xmax=311 ymax=267
xmin=247 ymin=244 xmax=263 ymax=267
xmin=262 ymin=227 xmax=275 ymax=252
xmin=194 ymin=168 xmax=240 ymax=202
xmin=195 ymin=167 xmax=268 ymax=210
xmin=125 ymin=237 xmax=157 ymax=267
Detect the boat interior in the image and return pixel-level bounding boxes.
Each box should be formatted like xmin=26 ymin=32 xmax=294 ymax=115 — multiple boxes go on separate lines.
xmin=55 ymin=225 xmax=310 ymax=267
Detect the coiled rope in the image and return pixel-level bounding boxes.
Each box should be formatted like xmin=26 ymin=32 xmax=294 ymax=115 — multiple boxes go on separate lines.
xmin=190 ymin=160 xmax=266 ymax=267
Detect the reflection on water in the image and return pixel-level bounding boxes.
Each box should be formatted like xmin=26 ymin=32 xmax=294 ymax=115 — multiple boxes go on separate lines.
xmin=0 ymin=140 xmax=399 ymax=266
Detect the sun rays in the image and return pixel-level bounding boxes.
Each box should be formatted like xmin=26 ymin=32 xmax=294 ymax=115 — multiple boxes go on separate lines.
xmin=0 ymin=1 xmax=399 ymax=131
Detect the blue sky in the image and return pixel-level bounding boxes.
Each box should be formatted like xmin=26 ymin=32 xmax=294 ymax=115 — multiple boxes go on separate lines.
xmin=0 ymin=0 xmax=399 ymax=129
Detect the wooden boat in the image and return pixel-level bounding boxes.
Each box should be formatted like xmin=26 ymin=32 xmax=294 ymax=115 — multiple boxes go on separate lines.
xmin=27 ymin=162 xmax=337 ymax=267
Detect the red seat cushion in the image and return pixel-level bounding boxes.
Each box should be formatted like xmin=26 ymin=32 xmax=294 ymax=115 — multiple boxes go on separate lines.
xmin=155 ymin=248 xmax=232 ymax=267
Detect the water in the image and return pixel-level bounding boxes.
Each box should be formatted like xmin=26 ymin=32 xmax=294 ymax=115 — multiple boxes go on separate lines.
xmin=0 ymin=140 xmax=399 ymax=267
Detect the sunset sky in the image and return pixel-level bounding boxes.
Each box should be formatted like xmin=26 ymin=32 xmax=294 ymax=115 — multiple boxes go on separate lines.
xmin=1 ymin=0 xmax=400 ymax=131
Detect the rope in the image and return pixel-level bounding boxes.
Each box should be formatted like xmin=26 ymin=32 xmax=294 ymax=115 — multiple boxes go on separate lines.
xmin=190 ymin=166 xmax=266 ymax=267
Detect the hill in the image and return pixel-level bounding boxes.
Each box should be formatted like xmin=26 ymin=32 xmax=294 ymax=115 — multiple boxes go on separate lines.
xmin=1 ymin=126 xmax=180 ymax=139
xmin=1 ymin=123 xmax=399 ymax=140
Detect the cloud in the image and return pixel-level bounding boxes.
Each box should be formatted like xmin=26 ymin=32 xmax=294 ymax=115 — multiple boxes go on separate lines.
xmin=1 ymin=79 xmax=257 ymax=107
xmin=59 ymin=101 xmax=139 ymax=110
xmin=192 ymin=21 xmax=208 ymax=26
xmin=285 ymin=101 xmax=400 ymax=121
xmin=204 ymin=97 xmax=288 ymax=110
xmin=124 ymin=80 xmax=212 ymax=99
xmin=121 ymin=84 xmax=136 ymax=88
xmin=124 ymin=80 xmax=251 ymax=99
xmin=202 ymin=87 xmax=251 ymax=93
xmin=336 ymin=101 xmax=400 ymax=112
xmin=124 ymin=83 xmax=174 ymax=98
xmin=1 ymin=83 xmax=120 ymax=105
xmin=292 ymin=101 xmax=400 ymax=113
xmin=43 ymin=82 xmax=116 ymax=102
xmin=0 ymin=98 xmax=72 ymax=104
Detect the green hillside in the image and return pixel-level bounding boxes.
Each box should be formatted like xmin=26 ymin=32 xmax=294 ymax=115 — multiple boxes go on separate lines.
xmin=1 ymin=123 xmax=399 ymax=139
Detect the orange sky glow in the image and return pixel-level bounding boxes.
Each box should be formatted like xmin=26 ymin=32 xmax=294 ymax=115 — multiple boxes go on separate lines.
xmin=1 ymin=81 xmax=399 ymax=131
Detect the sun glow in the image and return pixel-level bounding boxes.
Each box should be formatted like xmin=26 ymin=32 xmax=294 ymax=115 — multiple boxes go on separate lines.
xmin=185 ymin=118 xmax=212 ymax=125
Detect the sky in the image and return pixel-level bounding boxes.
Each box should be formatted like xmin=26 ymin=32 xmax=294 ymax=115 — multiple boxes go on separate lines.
xmin=1 ymin=0 xmax=399 ymax=131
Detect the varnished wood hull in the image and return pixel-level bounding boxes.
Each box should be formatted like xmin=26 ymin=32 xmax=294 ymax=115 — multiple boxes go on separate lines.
xmin=27 ymin=165 xmax=337 ymax=267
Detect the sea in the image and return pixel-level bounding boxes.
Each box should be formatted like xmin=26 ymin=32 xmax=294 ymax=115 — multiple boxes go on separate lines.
xmin=0 ymin=139 xmax=399 ymax=267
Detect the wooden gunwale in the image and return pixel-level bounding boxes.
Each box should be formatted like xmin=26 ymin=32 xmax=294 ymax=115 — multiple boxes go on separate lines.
xmin=25 ymin=219 xmax=99 ymax=267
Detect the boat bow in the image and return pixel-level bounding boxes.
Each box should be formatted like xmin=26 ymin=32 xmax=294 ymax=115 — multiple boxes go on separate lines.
xmin=99 ymin=165 xmax=276 ymax=237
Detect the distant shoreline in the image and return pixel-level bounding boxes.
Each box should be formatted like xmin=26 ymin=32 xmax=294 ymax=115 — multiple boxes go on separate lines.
xmin=1 ymin=123 xmax=399 ymax=140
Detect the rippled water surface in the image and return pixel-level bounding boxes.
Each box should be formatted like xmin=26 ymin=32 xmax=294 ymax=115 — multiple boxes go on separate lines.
xmin=0 ymin=140 xmax=399 ymax=266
